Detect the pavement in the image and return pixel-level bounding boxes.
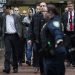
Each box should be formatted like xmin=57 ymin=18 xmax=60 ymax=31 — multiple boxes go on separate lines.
xmin=0 ymin=50 xmax=75 ymax=75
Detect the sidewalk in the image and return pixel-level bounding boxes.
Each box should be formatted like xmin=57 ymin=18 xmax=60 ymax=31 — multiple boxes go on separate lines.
xmin=0 ymin=50 xmax=40 ymax=75
xmin=0 ymin=63 xmax=40 ymax=75
xmin=0 ymin=63 xmax=75 ymax=75
xmin=0 ymin=50 xmax=75 ymax=75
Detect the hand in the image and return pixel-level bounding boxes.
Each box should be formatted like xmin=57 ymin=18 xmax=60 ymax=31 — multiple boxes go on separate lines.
xmin=56 ymin=39 xmax=63 ymax=44
xmin=55 ymin=39 xmax=63 ymax=47
xmin=27 ymin=40 xmax=32 ymax=44
xmin=35 ymin=40 xmax=39 ymax=43
xmin=18 ymin=33 xmax=22 ymax=38
xmin=64 ymin=34 xmax=66 ymax=35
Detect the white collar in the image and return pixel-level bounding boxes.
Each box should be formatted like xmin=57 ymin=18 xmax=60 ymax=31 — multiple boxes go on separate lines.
xmin=68 ymin=10 xmax=74 ymax=16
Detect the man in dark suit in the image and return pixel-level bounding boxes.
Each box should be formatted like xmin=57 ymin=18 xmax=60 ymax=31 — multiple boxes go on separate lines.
xmin=28 ymin=2 xmax=47 ymax=75
xmin=61 ymin=0 xmax=75 ymax=67
xmin=1 ymin=5 xmax=22 ymax=73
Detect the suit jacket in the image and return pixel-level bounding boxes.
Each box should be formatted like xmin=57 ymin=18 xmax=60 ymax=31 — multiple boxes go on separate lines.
xmin=0 ymin=12 xmax=3 ymax=36
xmin=2 ymin=14 xmax=22 ymax=37
xmin=28 ymin=12 xmax=46 ymax=42
xmin=61 ymin=11 xmax=75 ymax=33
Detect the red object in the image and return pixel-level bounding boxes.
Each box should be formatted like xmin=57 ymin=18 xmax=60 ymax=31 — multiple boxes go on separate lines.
xmin=69 ymin=11 xmax=73 ymax=31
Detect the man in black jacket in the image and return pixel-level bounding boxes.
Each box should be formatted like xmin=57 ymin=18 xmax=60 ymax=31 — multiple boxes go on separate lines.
xmin=28 ymin=2 xmax=47 ymax=75
xmin=61 ymin=0 xmax=75 ymax=67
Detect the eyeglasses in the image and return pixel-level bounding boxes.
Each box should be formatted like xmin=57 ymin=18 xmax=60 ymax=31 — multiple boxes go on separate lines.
xmin=14 ymin=10 xmax=19 ymax=11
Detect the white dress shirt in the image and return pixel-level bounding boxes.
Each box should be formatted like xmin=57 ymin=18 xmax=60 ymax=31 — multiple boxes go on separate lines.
xmin=67 ymin=10 xmax=74 ymax=31
xmin=6 ymin=15 xmax=16 ymax=34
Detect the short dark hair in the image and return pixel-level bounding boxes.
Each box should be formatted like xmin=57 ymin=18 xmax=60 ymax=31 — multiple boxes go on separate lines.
xmin=36 ymin=2 xmax=40 ymax=6
xmin=47 ymin=4 xmax=59 ymax=15
xmin=67 ymin=0 xmax=74 ymax=4
xmin=6 ymin=5 xmax=11 ymax=9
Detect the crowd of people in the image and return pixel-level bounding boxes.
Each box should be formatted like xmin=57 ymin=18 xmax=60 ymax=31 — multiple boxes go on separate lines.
xmin=0 ymin=0 xmax=75 ymax=75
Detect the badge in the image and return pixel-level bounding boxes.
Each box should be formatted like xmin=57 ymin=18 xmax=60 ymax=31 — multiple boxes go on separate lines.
xmin=53 ymin=21 xmax=60 ymax=28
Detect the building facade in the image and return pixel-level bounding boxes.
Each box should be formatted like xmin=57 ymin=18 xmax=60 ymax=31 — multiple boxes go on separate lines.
xmin=6 ymin=0 xmax=67 ymax=5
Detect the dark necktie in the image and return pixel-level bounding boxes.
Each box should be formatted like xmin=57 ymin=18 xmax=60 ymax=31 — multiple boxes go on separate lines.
xmin=69 ymin=11 xmax=73 ymax=31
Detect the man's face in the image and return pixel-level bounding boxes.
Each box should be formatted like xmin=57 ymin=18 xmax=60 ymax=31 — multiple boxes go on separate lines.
xmin=14 ymin=7 xmax=19 ymax=14
xmin=5 ymin=8 xmax=11 ymax=14
xmin=40 ymin=2 xmax=47 ymax=12
xmin=22 ymin=10 xmax=27 ymax=16
xmin=44 ymin=9 xmax=54 ymax=21
xmin=65 ymin=7 xmax=68 ymax=12
xmin=10 ymin=9 xmax=13 ymax=14
xmin=36 ymin=6 xmax=40 ymax=13
xmin=67 ymin=2 xmax=74 ymax=11
xmin=44 ymin=12 xmax=51 ymax=19
xmin=28 ymin=9 xmax=33 ymax=17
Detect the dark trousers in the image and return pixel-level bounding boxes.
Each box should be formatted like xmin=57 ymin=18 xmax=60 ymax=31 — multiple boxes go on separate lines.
xmin=43 ymin=55 xmax=65 ymax=75
xmin=64 ymin=35 xmax=71 ymax=63
xmin=18 ymin=38 xmax=25 ymax=64
xmin=4 ymin=33 xmax=20 ymax=70
xmin=70 ymin=34 xmax=75 ymax=65
xmin=33 ymin=42 xmax=44 ymax=74
xmin=64 ymin=32 xmax=75 ymax=65
xmin=33 ymin=42 xmax=39 ymax=67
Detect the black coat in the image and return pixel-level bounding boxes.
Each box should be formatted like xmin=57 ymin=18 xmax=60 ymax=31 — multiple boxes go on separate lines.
xmin=40 ymin=15 xmax=66 ymax=56
xmin=28 ymin=12 xmax=46 ymax=42
xmin=61 ymin=11 xmax=75 ymax=33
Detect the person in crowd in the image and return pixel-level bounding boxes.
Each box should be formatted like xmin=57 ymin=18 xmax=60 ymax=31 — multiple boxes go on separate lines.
xmin=0 ymin=17 xmax=2 ymax=37
xmin=0 ymin=12 xmax=3 ymax=36
xmin=35 ymin=5 xmax=40 ymax=13
xmin=13 ymin=7 xmax=24 ymax=66
xmin=40 ymin=4 xmax=66 ymax=75
xmin=21 ymin=10 xmax=27 ymax=21
xmin=1 ymin=5 xmax=22 ymax=73
xmin=30 ymin=3 xmax=41 ymax=72
xmin=28 ymin=2 xmax=47 ymax=75
xmin=64 ymin=7 xmax=68 ymax=12
xmin=0 ymin=16 xmax=2 ymax=36
xmin=0 ymin=6 xmax=6 ymax=36
xmin=20 ymin=10 xmax=28 ymax=64
xmin=22 ymin=8 xmax=34 ymax=66
xmin=61 ymin=0 xmax=75 ymax=67
xmin=13 ymin=7 xmax=20 ymax=15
